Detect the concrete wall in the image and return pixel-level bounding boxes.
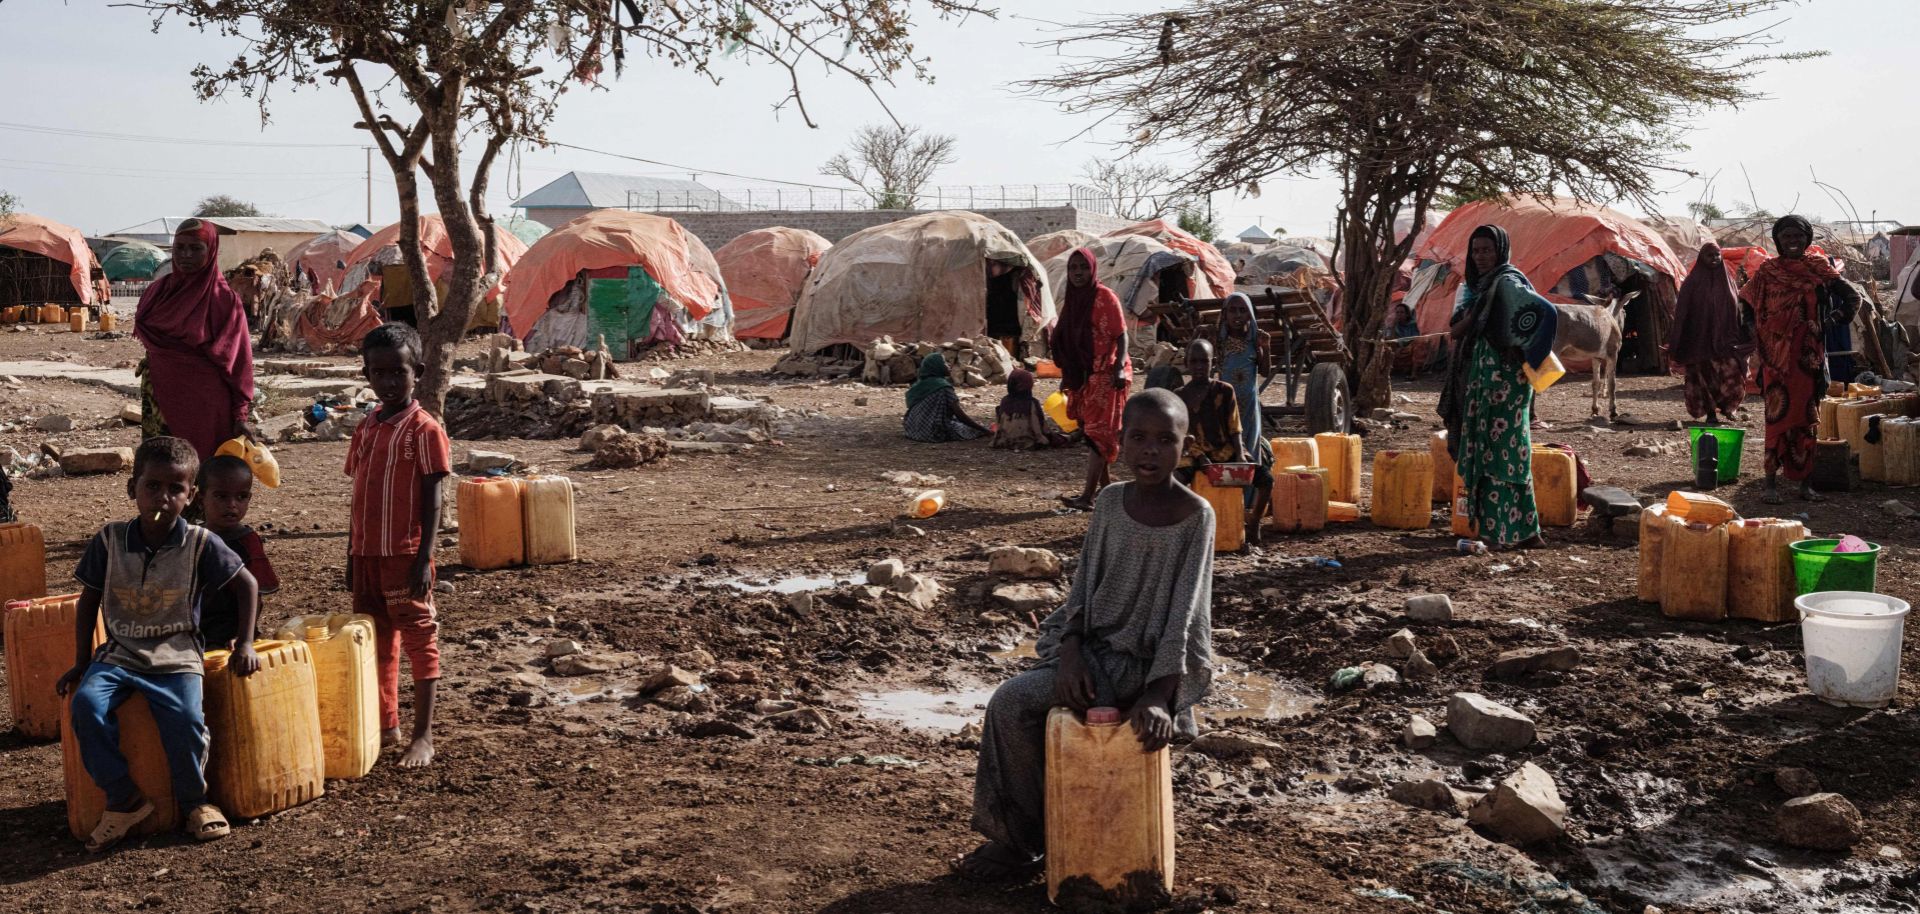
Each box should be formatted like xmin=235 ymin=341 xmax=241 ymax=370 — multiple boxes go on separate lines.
xmin=523 ymin=206 xmax=1132 ymax=249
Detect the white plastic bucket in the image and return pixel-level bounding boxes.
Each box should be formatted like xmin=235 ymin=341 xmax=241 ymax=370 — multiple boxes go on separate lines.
xmin=1795 ymin=591 xmax=1910 ymax=708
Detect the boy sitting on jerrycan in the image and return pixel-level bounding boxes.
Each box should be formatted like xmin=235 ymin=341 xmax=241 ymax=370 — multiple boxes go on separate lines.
xmin=957 ymin=389 xmax=1215 ymax=906
xmin=57 ymin=436 xmax=261 ymax=851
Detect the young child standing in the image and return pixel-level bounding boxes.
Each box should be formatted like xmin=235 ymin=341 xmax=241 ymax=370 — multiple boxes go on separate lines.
xmin=957 ymin=389 xmax=1216 ymax=881
xmin=199 ymin=455 xmax=280 ymax=650
xmin=345 ymin=322 xmax=451 ymax=768
xmin=56 ymin=436 xmax=260 ymax=851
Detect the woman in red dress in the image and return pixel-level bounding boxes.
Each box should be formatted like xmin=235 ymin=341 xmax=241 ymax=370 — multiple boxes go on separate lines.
xmin=1051 ymin=249 xmax=1130 ymax=510
xmin=1740 ymin=215 xmax=1857 ymax=504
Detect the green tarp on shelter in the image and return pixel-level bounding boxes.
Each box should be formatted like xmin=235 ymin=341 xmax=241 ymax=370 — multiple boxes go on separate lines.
xmin=102 ymin=240 xmax=165 ymax=281
xmin=587 ymin=267 xmax=662 ymax=358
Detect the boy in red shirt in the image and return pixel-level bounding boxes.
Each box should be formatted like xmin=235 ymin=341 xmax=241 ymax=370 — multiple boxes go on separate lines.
xmin=199 ymin=455 xmax=280 ymax=650
xmin=345 ymin=322 xmax=451 ymax=768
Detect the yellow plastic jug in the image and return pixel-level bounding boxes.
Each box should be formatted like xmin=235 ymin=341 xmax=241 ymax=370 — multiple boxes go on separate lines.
xmin=1270 ymin=470 xmax=1328 ymax=534
xmin=1636 ymin=504 xmax=1677 ymax=603
xmin=1313 ymin=432 xmax=1362 ymax=504
xmin=1370 ymin=450 xmax=1432 ymax=530
xmin=1726 ymin=518 xmax=1810 ymax=624
xmin=63 ymin=693 xmax=177 ymax=839
xmin=1884 ymin=418 xmax=1920 ymax=486
xmin=1043 ymin=391 xmax=1078 ymax=434
xmin=204 ymin=641 xmax=326 ymax=819
xmin=5 ymin=592 xmax=100 ymax=741
xmin=1523 ymin=352 xmax=1565 ymax=393
xmin=1530 ymin=447 xmax=1578 ymax=528
xmin=39 ymin=305 xmax=66 ymax=324
xmin=1817 ymin=398 xmax=1840 ymax=440
xmin=214 ymin=436 xmax=282 ymax=489
xmin=0 ymin=521 xmax=48 ymax=604
xmin=1192 ymin=473 xmax=1245 ymax=553
xmin=1044 ymin=707 xmax=1173 ymax=908
xmin=457 ymin=476 xmax=526 ymax=570
xmin=1269 ymin=437 xmax=1318 ymax=472
xmin=1661 ymin=521 xmax=1729 ymax=621
xmin=69 ymin=311 xmax=85 ymax=333
xmin=521 ymin=475 xmax=578 ymax=565
xmin=1450 ymin=476 xmax=1478 ymax=538
xmin=908 ymin=489 xmax=945 ymax=519
xmin=1861 ymin=415 xmax=1890 ymax=482
xmin=1327 ymin=501 xmax=1362 ymax=523
xmin=1429 ymin=431 xmax=1455 ymax=504
xmin=275 ymin=615 xmax=380 ymax=780
xmin=1664 ymin=491 xmax=1737 ymax=526
xmin=98 ymin=310 xmax=116 ymax=332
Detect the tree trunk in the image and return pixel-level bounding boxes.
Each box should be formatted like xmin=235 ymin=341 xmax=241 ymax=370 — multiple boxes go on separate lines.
xmin=415 ymin=101 xmax=489 ymax=420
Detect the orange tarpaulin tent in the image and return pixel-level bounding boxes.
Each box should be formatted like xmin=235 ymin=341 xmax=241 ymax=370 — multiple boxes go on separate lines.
xmin=284 ymin=230 xmax=364 ymax=294
xmin=502 ymin=209 xmax=728 ymax=355
xmin=294 ymin=216 xmax=527 ymax=353
xmin=0 ymin=213 xmax=99 ymax=306
xmin=1103 ymin=218 xmax=1236 ymax=300
xmin=1409 ymin=197 xmax=1688 ymax=372
xmin=714 ymin=227 xmax=829 ymax=341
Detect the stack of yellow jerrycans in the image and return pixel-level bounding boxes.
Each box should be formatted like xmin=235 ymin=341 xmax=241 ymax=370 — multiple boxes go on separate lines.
xmin=457 ymin=474 xmax=578 ymax=570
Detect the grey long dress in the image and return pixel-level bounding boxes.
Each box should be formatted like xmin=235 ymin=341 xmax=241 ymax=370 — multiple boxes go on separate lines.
xmin=970 ymin=483 xmax=1215 ymax=856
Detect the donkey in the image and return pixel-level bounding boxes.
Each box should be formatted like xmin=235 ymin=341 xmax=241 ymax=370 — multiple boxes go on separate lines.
xmin=1552 ymin=289 xmax=1638 ymax=422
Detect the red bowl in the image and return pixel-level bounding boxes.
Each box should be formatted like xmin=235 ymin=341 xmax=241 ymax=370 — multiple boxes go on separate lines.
xmin=1201 ymin=463 xmax=1256 ymax=487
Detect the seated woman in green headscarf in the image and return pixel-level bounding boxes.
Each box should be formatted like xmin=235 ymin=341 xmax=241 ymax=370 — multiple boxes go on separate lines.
xmin=904 ymin=352 xmax=990 ymax=443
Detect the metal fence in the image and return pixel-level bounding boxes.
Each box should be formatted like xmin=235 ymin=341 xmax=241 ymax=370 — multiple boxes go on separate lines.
xmin=622 ymin=184 xmax=1123 ymax=216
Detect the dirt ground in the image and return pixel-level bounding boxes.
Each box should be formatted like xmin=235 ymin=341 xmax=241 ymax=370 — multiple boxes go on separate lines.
xmin=2 ymin=323 xmax=1918 ymax=914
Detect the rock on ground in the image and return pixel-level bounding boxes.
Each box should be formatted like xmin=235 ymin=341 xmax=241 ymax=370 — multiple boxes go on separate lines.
xmin=1386 ymin=628 xmax=1417 ymax=659
xmin=580 ymin=424 xmax=626 ymax=452
xmin=1447 ymin=692 xmax=1536 ymax=752
xmin=889 ymin=572 xmax=942 ymax=611
xmin=1404 ymin=650 xmax=1438 ymax=680
xmin=1406 ymin=594 xmax=1454 ymax=622
xmin=867 ymin=558 xmax=905 ymax=587
xmin=640 ymin=664 xmax=701 ymax=694
xmin=1488 ymin=645 xmax=1582 ymax=680
xmin=1390 ymin=778 xmax=1467 ymax=815
xmin=58 ymin=447 xmax=133 ymax=475
xmin=466 ymin=449 xmax=517 ymax=472
xmin=991 ymin=583 xmax=1062 ymax=613
xmin=34 ymin=413 xmax=73 ymax=432
xmin=1403 ymin=714 xmax=1438 ymax=750
xmin=589 ymin=433 xmax=667 ymax=469
xmin=1776 ymin=793 xmax=1864 ymax=851
xmin=1469 ymin=762 xmax=1567 ymax=845
xmin=1187 ymin=730 xmax=1284 ymax=760
xmin=987 ymin=545 xmax=1062 ymax=579
xmin=1775 ymin=766 xmax=1823 ymax=798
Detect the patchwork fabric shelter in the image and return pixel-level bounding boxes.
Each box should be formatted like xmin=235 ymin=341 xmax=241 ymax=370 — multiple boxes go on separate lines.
xmin=1103 ymin=218 xmax=1236 ymax=300
xmin=1642 ymin=216 xmax=1718 ymax=270
xmin=336 ymin=215 xmax=529 ymax=331
xmin=1408 ymin=197 xmax=1688 ymax=373
xmin=714 ymin=227 xmax=829 ymax=341
xmin=1025 ymin=229 xmax=1099 ymax=265
xmin=503 ymin=209 xmax=731 ymax=358
xmin=1238 ymin=242 xmax=1340 ymax=311
xmin=0 ymin=213 xmax=100 ymax=306
xmin=787 ymin=211 xmax=1054 ymax=354
xmin=1044 ymin=235 xmax=1193 ymax=317
xmin=101 ymin=240 xmax=166 ymax=281
xmin=284 ymin=230 xmax=364 ymax=294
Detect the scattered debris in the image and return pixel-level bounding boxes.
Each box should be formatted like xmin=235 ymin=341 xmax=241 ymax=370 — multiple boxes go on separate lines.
xmin=34 ymin=414 xmax=73 ymax=432
xmin=1488 ymin=646 xmax=1581 ymax=681
xmin=1402 ymin=714 xmax=1438 ymax=750
xmin=588 ymin=433 xmax=667 ymax=469
xmin=1385 ymin=628 xmax=1417 ymax=659
xmin=866 ymin=558 xmax=905 ymax=587
xmin=1774 ymin=766 xmax=1823 ymax=798
xmin=1390 ymin=777 xmax=1467 ymax=815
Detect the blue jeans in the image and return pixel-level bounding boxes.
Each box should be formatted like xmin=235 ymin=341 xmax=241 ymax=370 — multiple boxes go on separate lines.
xmin=70 ymin=662 xmax=209 ymax=810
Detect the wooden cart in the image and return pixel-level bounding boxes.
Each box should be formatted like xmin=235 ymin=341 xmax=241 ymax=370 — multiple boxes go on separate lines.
xmin=1146 ymin=286 xmax=1353 ymax=434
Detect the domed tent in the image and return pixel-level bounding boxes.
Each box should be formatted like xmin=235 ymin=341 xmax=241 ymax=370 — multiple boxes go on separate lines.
xmin=714 ymin=227 xmax=829 ymax=341
xmin=1641 ymin=215 xmax=1718 ymax=269
xmin=0 ymin=213 xmax=102 ymax=308
xmin=1045 ymin=235 xmax=1193 ymax=318
xmin=500 ymin=213 xmax=550 ymax=247
xmin=1408 ymin=197 xmax=1688 ymax=374
xmin=1025 ymin=229 xmax=1099 ymax=265
xmin=1104 ymin=218 xmax=1236 ymax=300
xmin=787 ymin=211 xmax=1053 ymax=355
xmin=284 ymin=229 xmax=364 ymax=293
xmin=101 ymin=240 xmax=166 ymax=281
xmin=293 ymin=216 xmax=527 ymax=353
xmin=1239 ymin=242 xmax=1339 ymax=312
xmin=503 ymin=209 xmax=731 ymax=357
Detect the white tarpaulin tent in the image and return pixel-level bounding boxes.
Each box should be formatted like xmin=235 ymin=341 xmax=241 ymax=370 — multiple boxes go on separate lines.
xmin=788 ymin=211 xmax=1055 ymax=354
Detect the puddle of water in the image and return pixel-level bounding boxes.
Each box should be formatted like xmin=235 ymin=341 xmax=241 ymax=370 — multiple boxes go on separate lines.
xmin=723 ymin=572 xmax=867 ymax=595
xmin=1199 ymin=668 xmax=1321 ymax=726
xmin=1583 ymin=832 xmax=1844 ymax=911
xmin=858 ymin=687 xmax=996 ymax=731
xmin=989 ymin=639 xmax=1038 ymax=660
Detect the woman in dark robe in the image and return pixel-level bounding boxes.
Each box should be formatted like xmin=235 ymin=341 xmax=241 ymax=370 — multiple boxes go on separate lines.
xmin=134 ymin=218 xmax=256 ymax=460
xmin=1669 ymin=242 xmax=1751 ymax=425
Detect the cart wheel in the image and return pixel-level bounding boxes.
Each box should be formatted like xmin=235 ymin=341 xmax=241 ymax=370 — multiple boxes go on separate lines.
xmin=1305 ymin=362 xmax=1351 ymax=434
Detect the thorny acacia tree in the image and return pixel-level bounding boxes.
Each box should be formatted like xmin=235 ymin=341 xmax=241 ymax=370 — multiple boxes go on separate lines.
xmin=137 ymin=0 xmax=988 ymax=415
xmin=194 ymin=194 xmax=265 ymax=217
xmin=1032 ymin=0 xmax=1805 ymax=408
xmin=1082 ymin=157 xmax=1174 ymax=221
xmin=821 ymin=123 xmax=958 ymax=209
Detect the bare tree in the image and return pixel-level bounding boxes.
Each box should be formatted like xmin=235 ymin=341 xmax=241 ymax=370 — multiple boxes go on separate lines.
xmin=821 ymin=124 xmax=958 ymax=209
xmin=135 ymin=1 xmax=989 ymax=416
xmin=194 ymin=194 xmax=265 ymax=218
xmin=1082 ymin=157 xmax=1173 ymax=221
xmin=0 ymin=190 xmax=16 ymax=219
xmin=1030 ymin=0 xmax=1807 ymax=409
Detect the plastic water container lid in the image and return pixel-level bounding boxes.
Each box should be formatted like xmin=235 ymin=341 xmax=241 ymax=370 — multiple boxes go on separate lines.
xmin=1796 ymin=591 xmax=1911 ymax=619
xmin=1085 ymin=707 xmax=1122 ymax=725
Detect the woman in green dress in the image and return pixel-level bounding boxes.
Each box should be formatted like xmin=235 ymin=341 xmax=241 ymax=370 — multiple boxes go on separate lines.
xmin=1438 ymin=225 xmax=1556 ymax=550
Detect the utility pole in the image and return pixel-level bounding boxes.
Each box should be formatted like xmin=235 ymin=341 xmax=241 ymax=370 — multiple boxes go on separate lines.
xmin=365 ymin=147 xmax=373 ymax=223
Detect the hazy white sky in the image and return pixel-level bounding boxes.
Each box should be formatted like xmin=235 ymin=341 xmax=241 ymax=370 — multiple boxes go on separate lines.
xmin=1 ymin=1 xmax=1913 ymax=238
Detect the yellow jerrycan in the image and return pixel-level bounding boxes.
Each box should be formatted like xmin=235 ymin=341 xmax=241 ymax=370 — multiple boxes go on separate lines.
xmin=1269 ymin=437 xmax=1318 ymax=472
xmin=457 ymin=476 xmax=527 ymax=570
xmin=5 ymin=593 xmax=101 ymax=741
xmin=1429 ymin=431 xmax=1455 ymax=504
xmin=1191 ymin=472 xmax=1245 ymax=553
xmin=521 ymin=475 xmax=578 ymax=565
xmin=1313 ymin=432 xmax=1362 ymax=504
xmin=204 ymin=641 xmax=326 ymax=819
xmin=1725 ymin=518 xmax=1810 ymax=624
xmin=0 ymin=521 xmax=48 ymax=604
xmin=1045 ymin=707 xmax=1174 ymax=908
xmin=1270 ymin=469 xmax=1328 ymax=534
xmin=275 ymin=614 xmax=381 ymax=780
xmin=63 ymin=693 xmax=178 ymax=839
xmin=1660 ymin=521 xmax=1729 ymax=621
xmin=1370 ymin=450 xmax=1432 ymax=530
xmin=1530 ymin=447 xmax=1578 ymax=528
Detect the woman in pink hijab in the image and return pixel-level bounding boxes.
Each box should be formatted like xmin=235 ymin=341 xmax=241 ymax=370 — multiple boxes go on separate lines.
xmin=135 ymin=219 xmax=256 ymax=459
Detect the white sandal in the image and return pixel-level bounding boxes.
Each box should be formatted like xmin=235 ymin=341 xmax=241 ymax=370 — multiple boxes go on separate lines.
xmin=85 ymin=799 xmax=155 ymax=852
xmin=186 ymin=804 xmax=231 ymax=842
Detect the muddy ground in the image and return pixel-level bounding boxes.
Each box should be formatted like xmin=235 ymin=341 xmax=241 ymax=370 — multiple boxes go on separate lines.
xmin=1 ymin=324 xmax=1918 ymax=914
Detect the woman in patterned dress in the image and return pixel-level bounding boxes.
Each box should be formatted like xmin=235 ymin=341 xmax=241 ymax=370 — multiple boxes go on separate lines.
xmin=1438 ymin=225 xmax=1556 ymax=550
xmin=1052 ymin=248 xmax=1130 ymax=510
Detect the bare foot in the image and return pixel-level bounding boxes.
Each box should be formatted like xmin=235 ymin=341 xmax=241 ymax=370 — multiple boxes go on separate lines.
xmin=398 ymin=735 xmax=434 ymax=768
xmin=1762 ymin=483 xmax=1785 ymax=506
xmin=381 ymin=727 xmax=402 ymax=748
xmin=1799 ymin=484 xmax=1824 ymax=503
xmin=1057 ymin=494 xmax=1094 ymax=511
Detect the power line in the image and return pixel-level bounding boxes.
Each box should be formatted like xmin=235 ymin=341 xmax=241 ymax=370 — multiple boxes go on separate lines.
xmin=0 ymin=120 xmax=363 ymax=149
xmin=544 ymin=141 xmax=847 ymax=191
xmin=0 ymin=156 xmax=361 ymax=179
